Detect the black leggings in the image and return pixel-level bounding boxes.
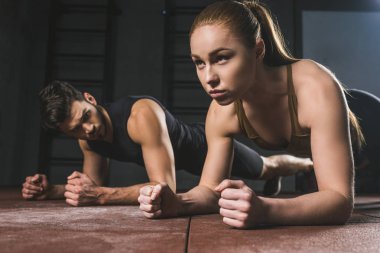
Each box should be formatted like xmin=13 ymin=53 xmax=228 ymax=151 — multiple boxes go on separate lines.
xmin=182 ymin=123 xmax=264 ymax=179
xmin=346 ymin=89 xmax=380 ymax=192
xmin=346 ymin=89 xmax=380 ymax=165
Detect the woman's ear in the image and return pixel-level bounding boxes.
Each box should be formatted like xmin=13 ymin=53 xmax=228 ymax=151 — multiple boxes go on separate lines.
xmin=83 ymin=92 xmax=97 ymax=105
xmin=255 ymin=38 xmax=265 ymax=60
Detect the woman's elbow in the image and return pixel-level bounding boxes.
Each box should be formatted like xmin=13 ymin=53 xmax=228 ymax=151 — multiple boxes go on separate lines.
xmin=332 ymin=196 xmax=353 ymax=225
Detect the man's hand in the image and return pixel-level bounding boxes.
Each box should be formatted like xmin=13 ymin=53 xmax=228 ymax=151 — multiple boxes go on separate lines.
xmin=138 ymin=183 xmax=181 ymax=218
xmin=22 ymin=174 xmax=50 ymax=200
xmin=215 ymin=179 xmax=264 ymax=229
xmin=64 ymin=171 xmax=101 ymax=206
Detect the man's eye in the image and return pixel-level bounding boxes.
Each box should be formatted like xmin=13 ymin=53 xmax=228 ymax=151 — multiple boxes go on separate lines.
xmin=73 ymin=125 xmax=81 ymax=132
xmin=83 ymin=111 xmax=90 ymax=121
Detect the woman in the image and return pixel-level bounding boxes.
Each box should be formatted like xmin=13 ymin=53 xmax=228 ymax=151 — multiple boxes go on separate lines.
xmin=138 ymin=0 xmax=363 ymax=228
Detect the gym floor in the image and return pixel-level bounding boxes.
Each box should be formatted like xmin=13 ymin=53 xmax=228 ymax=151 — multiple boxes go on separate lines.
xmin=0 ymin=188 xmax=379 ymax=253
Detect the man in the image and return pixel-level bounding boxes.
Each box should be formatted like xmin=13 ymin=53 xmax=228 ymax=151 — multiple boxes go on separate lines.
xmin=22 ymin=81 xmax=313 ymax=205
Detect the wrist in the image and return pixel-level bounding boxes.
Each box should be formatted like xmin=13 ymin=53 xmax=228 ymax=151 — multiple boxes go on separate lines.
xmin=45 ymin=185 xmax=65 ymax=200
xmin=95 ymin=186 xmax=110 ymax=205
xmin=176 ymin=193 xmax=188 ymax=216
xmin=176 ymin=186 xmax=219 ymax=216
xmin=256 ymin=196 xmax=271 ymax=225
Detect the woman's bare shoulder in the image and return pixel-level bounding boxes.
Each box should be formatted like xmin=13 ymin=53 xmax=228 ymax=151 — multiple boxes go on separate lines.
xmin=292 ymin=59 xmax=346 ymax=126
xmin=293 ymin=59 xmax=337 ymax=85
xmin=292 ymin=59 xmax=343 ymax=98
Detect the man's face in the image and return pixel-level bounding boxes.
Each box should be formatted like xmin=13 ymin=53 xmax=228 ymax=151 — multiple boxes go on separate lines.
xmin=58 ymin=98 xmax=106 ymax=141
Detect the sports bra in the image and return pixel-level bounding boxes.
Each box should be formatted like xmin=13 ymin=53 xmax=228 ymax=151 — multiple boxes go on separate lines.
xmin=234 ymin=64 xmax=312 ymax=158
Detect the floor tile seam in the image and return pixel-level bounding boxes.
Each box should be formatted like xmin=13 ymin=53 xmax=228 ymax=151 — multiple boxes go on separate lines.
xmin=356 ymin=212 xmax=380 ymax=219
xmin=184 ymin=216 xmax=192 ymax=253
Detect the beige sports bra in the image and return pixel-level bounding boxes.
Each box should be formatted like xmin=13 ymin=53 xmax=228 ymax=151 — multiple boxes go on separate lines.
xmin=234 ymin=64 xmax=312 ymax=158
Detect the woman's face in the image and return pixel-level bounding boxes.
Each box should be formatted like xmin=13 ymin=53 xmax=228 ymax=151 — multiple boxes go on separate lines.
xmin=190 ymin=24 xmax=257 ymax=105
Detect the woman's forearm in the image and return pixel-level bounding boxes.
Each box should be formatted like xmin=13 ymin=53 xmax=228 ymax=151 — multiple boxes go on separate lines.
xmin=261 ymin=190 xmax=353 ymax=225
xmin=177 ymin=185 xmax=220 ymax=216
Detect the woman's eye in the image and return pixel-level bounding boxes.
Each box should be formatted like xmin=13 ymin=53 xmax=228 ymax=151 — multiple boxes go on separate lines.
xmin=216 ymin=55 xmax=230 ymax=63
xmin=193 ymin=60 xmax=205 ymax=67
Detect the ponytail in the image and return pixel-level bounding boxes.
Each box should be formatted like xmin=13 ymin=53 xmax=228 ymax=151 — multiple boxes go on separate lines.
xmin=348 ymin=104 xmax=365 ymax=152
xmin=190 ymin=0 xmax=364 ymax=153
xmin=242 ymin=1 xmax=297 ymax=66
xmin=190 ymin=0 xmax=298 ymax=66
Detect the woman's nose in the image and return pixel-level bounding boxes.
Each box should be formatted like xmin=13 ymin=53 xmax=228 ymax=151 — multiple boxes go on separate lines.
xmin=205 ymin=66 xmax=219 ymax=88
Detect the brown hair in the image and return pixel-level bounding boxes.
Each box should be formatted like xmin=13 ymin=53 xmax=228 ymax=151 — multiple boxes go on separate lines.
xmin=39 ymin=81 xmax=84 ymax=133
xmin=190 ymin=0 xmax=364 ymax=154
xmin=189 ymin=0 xmax=298 ymax=66
xmin=348 ymin=100 xmax=365 ymax=152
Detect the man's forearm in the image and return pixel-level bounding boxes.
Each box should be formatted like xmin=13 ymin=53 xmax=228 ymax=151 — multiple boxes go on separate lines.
xmin=177 ymin=185 xmax=220 ymax=216
xmin=96 ymin=183 xmax=153 ymax=205
xmin=46 ymin=185 xmax=66 ymax=199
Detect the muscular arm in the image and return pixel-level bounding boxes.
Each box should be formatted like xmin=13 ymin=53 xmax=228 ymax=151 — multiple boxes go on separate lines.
xmin=128 ymin=99 xmax=176 ymax=192
xmin=66 ymin=140 xmax=157 ymax=206
xmin=138 ymin=100 xmax=240 ymax=218
xmin=66 ymin=100 xmax=177 ymax=206
xmin=214 ymin=61 xmax=354 ymax=228
xmin=80 ymin=139 xmax=109 ymax=186
xmin=259 ymin=61 xmax=354 ymax=225
xmin=86 ymin=183 xmax=155 ymax=205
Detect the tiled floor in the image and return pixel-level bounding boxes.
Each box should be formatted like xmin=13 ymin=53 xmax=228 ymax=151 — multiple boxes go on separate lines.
xmin=1 ymin=188 xmax=379 ymax=253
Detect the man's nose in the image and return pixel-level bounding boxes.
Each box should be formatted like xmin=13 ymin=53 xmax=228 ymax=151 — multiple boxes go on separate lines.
xmin=83 ymin=123 xmax=94 ymax=134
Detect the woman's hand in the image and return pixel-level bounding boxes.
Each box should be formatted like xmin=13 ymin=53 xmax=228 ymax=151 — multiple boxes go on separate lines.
xmin=138 ymin=183 xmax=182 ymax=218
xmin=215 ymin=179 xmax=265 ymax=229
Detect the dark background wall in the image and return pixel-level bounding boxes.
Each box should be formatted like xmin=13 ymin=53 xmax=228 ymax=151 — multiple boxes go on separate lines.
xmin=1 ymin=0 xmax=379 ymax=193
xmin=0 ymin=0 xmax=50 ymax=186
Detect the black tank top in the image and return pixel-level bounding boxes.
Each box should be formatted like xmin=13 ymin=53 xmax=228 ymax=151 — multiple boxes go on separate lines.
xmin=87 ymin=96 xmax=207 ymax=174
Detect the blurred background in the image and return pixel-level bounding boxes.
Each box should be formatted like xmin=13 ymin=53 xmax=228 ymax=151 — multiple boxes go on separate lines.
xmin=1 ymin=0 xmax=379 ymax=193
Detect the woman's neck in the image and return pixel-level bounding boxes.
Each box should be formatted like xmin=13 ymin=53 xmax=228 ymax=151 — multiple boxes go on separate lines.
xmin=242 ymin=63 xmax=288 ymax=106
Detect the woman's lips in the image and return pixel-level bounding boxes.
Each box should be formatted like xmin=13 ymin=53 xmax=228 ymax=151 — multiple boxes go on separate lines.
xmin=209 ymin=89 xmax=227 ymax=99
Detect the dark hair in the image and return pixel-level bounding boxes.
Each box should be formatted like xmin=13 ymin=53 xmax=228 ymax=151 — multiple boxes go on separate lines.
xmin=189 ymin=0 xmax=298 ymax=66
xmin=39 ymin=81 xmax=84 ymax=132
